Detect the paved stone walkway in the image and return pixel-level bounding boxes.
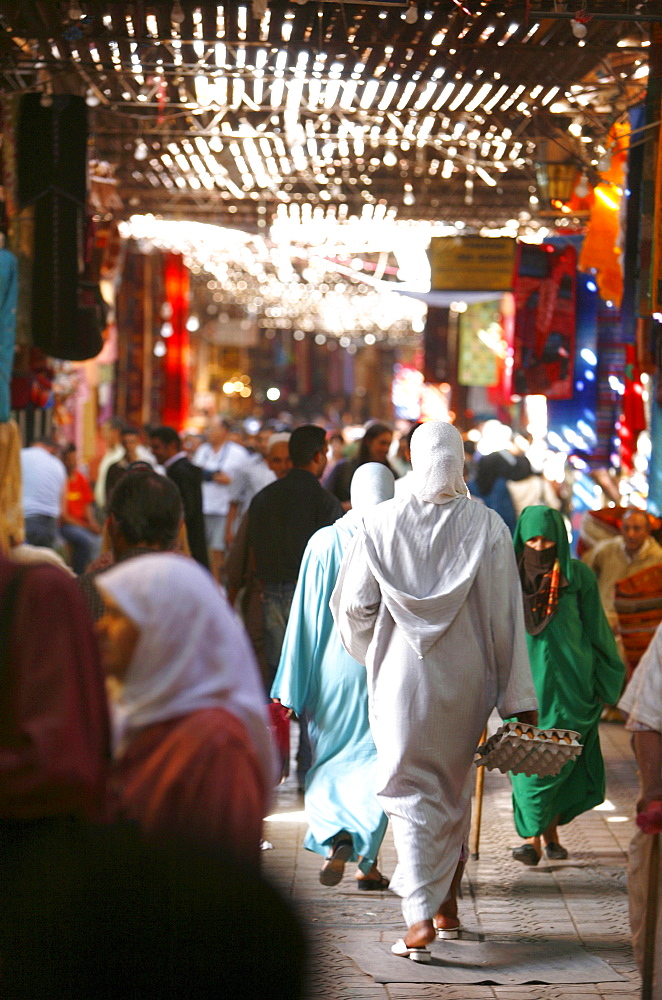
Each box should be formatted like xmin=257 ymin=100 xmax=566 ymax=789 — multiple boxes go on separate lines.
xmin=263 ymin=721 xmax=643 ymax=1000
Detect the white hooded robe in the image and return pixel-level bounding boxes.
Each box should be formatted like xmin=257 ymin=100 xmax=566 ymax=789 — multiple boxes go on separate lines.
xmin=331 ymin=421 xmax=537 ymax=926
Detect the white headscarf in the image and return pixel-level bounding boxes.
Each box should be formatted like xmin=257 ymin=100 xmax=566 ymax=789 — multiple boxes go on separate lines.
xmin=350 ymin=462 xmax=395 ymax=510
xmin=410 ymin=420 xmax=469 ymax=505
xmin=331 ymin=463 xmax=395 ymax=543
xmin=96 ymin=554 xmax=276 ymax=787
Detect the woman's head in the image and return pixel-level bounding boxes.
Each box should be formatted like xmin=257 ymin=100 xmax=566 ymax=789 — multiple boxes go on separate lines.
xmin=514 ymin=506 xmax=571 ymax=579
xmin=94 ymin=554 xmax=273 ymax=777
xmin=358 ymin=422 xmax=393 ymax=464
xmin=95 ymin=554 xmax=235 ymax=698
xmin=328 ymin=432 xmax=344 ymax=460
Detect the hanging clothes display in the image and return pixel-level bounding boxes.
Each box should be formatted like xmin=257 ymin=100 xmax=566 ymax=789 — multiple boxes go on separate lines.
xmin=547 ymin=273 xmax=599 ymax=464
xmin=0 ymin=246 xmax=18 ymax=423
xmin=512 ymin=243 xmax=577 ymax=400
xmin=593 ymin=301 xmax=626 ymax=469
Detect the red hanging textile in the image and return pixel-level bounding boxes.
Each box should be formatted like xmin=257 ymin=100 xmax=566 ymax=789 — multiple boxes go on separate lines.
xmin=512 ymin=243 xmax=577 ymax=400
xmin=619 ymin=343 xmax=646 ymax=473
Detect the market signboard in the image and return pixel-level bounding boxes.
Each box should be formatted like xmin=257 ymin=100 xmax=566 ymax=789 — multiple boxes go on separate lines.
xmin=430 ymin=236 xmax=517 ymax=291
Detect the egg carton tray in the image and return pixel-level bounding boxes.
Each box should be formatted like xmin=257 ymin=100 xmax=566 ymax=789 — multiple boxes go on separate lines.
xmin=474 ymin=722 xmax=583 ymax=777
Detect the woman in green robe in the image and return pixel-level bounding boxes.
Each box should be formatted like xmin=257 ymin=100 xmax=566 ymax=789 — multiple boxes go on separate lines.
xmin=510 ymin=505 xmax=625 ymax=865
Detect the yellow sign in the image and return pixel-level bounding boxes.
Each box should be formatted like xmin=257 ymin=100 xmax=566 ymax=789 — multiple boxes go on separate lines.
xmin=458 ymin=303 xmax=503 ymax=388
xmin=430 ymin=236 xmax=516 ymax=291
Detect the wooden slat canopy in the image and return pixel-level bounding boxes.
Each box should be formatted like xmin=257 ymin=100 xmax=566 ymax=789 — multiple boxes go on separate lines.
xmin=0 ymin=1 xmax=653 ymax=231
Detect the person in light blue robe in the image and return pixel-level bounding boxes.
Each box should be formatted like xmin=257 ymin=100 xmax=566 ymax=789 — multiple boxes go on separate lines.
xmin=271 ymin=462 xmax=394 ymax=888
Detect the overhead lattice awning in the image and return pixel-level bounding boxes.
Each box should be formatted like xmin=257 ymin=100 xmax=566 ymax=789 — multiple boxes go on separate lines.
xmin=0 ymin=1 xmax=652 ymax=233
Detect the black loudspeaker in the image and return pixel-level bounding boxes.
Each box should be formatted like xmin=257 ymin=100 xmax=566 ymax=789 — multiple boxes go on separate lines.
xmin=16 ymin=94 xmax=103 ymax=361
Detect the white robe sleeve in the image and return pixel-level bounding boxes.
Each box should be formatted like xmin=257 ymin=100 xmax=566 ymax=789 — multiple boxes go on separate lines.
xmin=489 ymin=526 xmax=538 ymax=719
xmin=619 ymin=622 xmax=662 ymax=732
xmin=330 ymin=530 xmax=382 ymax=666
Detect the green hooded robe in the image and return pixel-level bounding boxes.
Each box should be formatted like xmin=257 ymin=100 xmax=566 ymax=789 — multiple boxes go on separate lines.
xmin=511 ymin=506 xmax=625 ymax=837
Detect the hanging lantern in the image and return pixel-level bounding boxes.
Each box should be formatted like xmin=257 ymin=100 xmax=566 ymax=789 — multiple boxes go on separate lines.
xmin=535 ymin=161 xmax=578 ymax=205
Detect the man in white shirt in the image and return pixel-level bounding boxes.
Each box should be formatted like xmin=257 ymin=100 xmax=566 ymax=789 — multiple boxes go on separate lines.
xmin=193 ymin=416 xmax=248 ymax=579
xmin=20 ymin=438 xmax=67 ymax=548
xmin=94 ymin=418 xmax=126 ymax=511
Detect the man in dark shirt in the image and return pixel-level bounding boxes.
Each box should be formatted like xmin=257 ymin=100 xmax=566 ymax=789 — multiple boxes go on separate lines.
xmin=149 ymin=426 xmax=209 ymax=569
xmin=248 ymin=425 xmax=342 ymax=591
xmin=247 ymin=425 xmax=342 ymax=790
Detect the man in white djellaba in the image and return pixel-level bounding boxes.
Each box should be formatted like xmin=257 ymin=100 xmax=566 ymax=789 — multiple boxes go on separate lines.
xmin=331 ymin=420 xmax=538 ymax=962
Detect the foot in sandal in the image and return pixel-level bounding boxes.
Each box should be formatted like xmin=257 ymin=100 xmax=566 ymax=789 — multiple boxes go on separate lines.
xmin=319 ymin=832 xmax=353 ymax=886
xmin=392 ymin=920 xmax=435 ymax=963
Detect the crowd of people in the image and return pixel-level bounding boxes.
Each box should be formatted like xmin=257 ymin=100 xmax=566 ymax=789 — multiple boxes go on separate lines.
xmin=1 ymin=410 xmax=661 ymax=993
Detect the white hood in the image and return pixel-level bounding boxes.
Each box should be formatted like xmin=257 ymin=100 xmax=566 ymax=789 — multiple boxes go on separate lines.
xmin=359 ymin=494 xmax=493 ymax=658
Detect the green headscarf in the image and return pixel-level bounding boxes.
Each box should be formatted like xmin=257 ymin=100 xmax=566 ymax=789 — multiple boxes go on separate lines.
xmin=514 ymin=506 xmax=574 ymax=634
xmin=513 ymin=505 xmax=574 ymax=583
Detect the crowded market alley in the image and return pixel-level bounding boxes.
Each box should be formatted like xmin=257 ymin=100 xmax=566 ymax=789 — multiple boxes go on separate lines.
xmin=1 ymin=1 xmax=662 ymax=997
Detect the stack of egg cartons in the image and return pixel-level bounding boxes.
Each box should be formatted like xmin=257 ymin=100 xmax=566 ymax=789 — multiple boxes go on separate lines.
xmin=474 ymin=723 xmax=582 ymax=777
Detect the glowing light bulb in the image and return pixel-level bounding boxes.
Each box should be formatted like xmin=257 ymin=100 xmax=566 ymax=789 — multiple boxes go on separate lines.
xmin=575 ymin=175 xmax=590 ymax=198
xmin=171 ymin=2 xmax=185 ymax=25
xmin=571 ymin=19 xmax=587 ymax=38
xmin=405 ymin=3 xmax=418 ymax=23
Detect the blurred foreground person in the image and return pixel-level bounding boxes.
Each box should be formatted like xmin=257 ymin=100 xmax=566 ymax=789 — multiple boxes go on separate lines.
xmin=511 ymin=506 xmax=625 ymax=865
xmin=618 ymin=623 xmax=662 ymax=997
xmin=96 ymin=553 xmax=276 ymax=865
xmin=272 ymin=464 xmax=394 ymax=889
xmin=331 ymin=421 xmax=537 ymax=961
xmin=1 ymin=822 xmax=307 ymax=1000
xmin=0 ymin=554 xmax=110 ymax=837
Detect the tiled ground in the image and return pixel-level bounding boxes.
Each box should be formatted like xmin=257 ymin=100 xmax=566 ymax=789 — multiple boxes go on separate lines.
xmin=263 ymin=721 xmax=643 ymax=1000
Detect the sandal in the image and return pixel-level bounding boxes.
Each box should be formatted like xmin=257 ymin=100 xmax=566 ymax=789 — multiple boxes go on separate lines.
xmin=544 ymin=842 xmax=568 ymax=861
xmin=434 ymin=917 xmax=462 ymax=939
xmin=356 ymin=874 xmax=390 ymax=891
xmin=319 ymin=835 xmax=353 ymax=886
xmin=511 ymin=844 xmax=541 ymax=866
xmin=391 ymin=938 xmax=432 ymax=963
